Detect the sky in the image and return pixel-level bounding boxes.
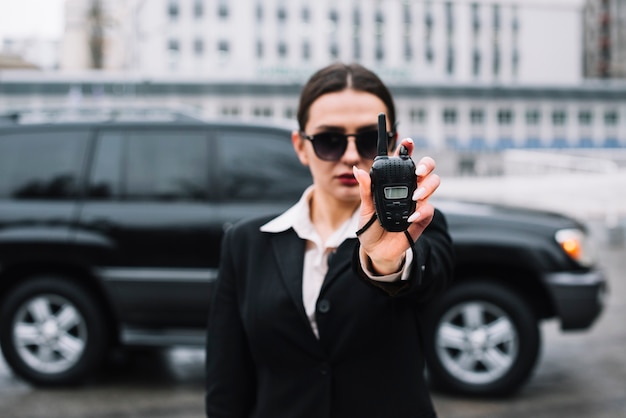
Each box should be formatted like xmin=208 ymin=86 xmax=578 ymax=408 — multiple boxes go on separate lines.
xmin=0 ymin=0 xmax=65 ymax=43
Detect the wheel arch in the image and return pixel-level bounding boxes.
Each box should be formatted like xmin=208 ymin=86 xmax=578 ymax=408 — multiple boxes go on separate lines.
xmin=452 ymin=260 xmax=556 ymax=322
xmin=0 ymin=261 xmax=119 ymax=345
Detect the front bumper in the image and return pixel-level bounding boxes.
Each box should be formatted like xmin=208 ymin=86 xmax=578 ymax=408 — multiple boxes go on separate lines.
xmin=544 ymin=269 xmax=608 ymax=330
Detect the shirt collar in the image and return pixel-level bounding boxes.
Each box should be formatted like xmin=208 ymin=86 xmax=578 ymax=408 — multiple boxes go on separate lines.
xmin=260 ymin=185 xmax=360 ymax=246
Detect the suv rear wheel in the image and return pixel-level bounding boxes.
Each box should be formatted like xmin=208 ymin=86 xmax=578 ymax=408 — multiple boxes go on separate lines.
xmin=0 ymin=276 xmax=109 ymax=386
xmin=424 ymin=280 xmax=541 ymax=396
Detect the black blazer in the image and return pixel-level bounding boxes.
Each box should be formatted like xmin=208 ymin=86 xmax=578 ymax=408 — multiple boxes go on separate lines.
xmin=205 ymin=209 xmax=454 ymax=418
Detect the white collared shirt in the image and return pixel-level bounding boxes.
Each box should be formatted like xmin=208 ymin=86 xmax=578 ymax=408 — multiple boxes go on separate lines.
xmin=261 ymin=186 xmax=413 ymax=338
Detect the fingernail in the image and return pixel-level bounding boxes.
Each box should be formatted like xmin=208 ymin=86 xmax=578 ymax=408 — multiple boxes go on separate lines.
xmin=408 ymin=212 xmax=421 ymax=223
xmin=352 ymin=165 xmax=359 ymax=177
xmin=413 ymin=187 xmax=426 ymax=201
xmin=415 ymin=164 xmax=427 ymax=176
xmin=406 ymin=138 xmax=414 ymax=144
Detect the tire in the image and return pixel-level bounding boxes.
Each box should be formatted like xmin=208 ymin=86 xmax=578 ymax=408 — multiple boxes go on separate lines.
xmin=0 ymin=276 xmax=109 ymax=386
xmin=423 ymin=280 xmax=541 ymax=397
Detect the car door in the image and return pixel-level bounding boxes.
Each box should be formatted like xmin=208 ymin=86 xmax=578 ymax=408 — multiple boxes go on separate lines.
xmin=77 ymin=125 xmax=218 ymax=329
xmin=211 ymin=124 xmax=312 ymax=232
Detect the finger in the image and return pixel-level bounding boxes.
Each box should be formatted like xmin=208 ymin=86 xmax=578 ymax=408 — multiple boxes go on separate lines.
xmin=407 ymin=202 xmax=435 ymax=234
xmin=414 ymin=156 xmax=436 ymax=178
xmin=353 ymin=166 xmax=375 ymax=214
xmin=393 ymin=138 xmax=414 ymax=157
xmin=412 ymin=173 xmax=441 ymax=202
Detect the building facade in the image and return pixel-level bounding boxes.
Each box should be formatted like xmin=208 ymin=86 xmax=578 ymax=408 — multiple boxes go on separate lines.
xmin=583 ymin=0 xmax=626 ymax=78
xmin=1 ymin=73 xmax=624 ymax=151
xmin=60 ymin=0 xmax=584 ymax=85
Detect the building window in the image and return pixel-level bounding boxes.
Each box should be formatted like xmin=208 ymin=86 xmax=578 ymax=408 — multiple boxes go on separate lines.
xmin=473 ymin=50 xmax=481 ymax=77
xmin=302 ymin=6 xmax=310 ymax=22
xmin=492 ymin=4 xmax=500 ymax=29
xmin=472 ymin=3 xmax=480 ymax=32
xmin=497 ymin=109 xmax=513 ymax=125
xmin=218 ymin=40 xmax=230 ymax=60
xmin=493 ymin=47 xmax=500 ymax=77
xmin=411 ymin=108 xmax=427 ymax=124
xmin=256 ymin=40 xmax=263 ymax=58
xmin=446 ymin=47 xmax=455 ymax=75
xmin=526 ymin=109 xmax=541 ymax=125
xmin=403 ymin=2 xmax=412 ymax=24
xmin=443 ymin=108 xmax=457 ymax=125
xmin=284 ymin=107 xmax=296 ymax=119
xmin=194 ymin=0 xmax=203 ymax=18
xmin=168 ymin=0 xmax=179 ymax=20
xmin=353 ymin=37 xmax=361 ymax=60
xmin=578 ymin=110 xmax=593 ymax=125
xmin=253 ymin=107 xmax=273 ymax=118
xmin=552 ymin=110 xmax=567 ymax=126
xmin=353 ymin=7 xmax=361 ymax=60
xmin=194 ymin=39 xmax=204 ymax=56
xmin=256 ymin=3 xmax=263 ymax=21
xmin=330 ymin=42 xmax=339 ymax=59
xmin=221 ymin=106 xmax=240 ymax=117
xmin=445 ymin=2 xmax=454 ymax=34
xmin=167 ymin=39 xmax=180 ymax=68
xmin=278 ymin=42 xmax=288 ymax=58
xmin=277 ymin=5 xmax=287 ymax=21
xmin=218 ymin=0 xmax=228 ymax=18
xmin=604 ymin=110 xmax=619 ymax=126
xmin=470 ymin=109 xmax=484 ymax=125
xmin=302 ymin=40 xmax=311 ymax=60
xmin=329 ymin=9 xmax=339 ymax=25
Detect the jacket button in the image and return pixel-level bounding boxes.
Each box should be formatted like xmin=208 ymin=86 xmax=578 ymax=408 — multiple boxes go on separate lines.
xmin=317 ymin=299 xmax=331 ymax=314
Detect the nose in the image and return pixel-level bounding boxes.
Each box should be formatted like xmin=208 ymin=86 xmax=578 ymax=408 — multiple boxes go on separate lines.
xmin=341 ymin=137 xmax=361 ymax=162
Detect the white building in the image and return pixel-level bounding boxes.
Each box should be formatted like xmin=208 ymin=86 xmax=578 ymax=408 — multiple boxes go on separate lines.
xmin=60 ymin=0 xmax=585 ymax=85
xmin=1 ymin=72 xmax=624 ymax=153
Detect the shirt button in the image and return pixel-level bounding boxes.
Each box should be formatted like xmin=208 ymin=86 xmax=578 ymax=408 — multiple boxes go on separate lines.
xmin=317 ymin=299 xmax=331 ymax=314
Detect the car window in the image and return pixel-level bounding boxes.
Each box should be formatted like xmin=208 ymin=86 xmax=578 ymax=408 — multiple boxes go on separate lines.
xmin=0 ymin=130 xmax=88 ymax=199
xmin=216 ymin=129 xmax=311 ymax=202
xmin=89 ymin=130 xmax=209 ymax=201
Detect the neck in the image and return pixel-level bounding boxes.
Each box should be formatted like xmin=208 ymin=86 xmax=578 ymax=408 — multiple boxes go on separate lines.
xmin=309 ymin=191 xmax=359 ymax=242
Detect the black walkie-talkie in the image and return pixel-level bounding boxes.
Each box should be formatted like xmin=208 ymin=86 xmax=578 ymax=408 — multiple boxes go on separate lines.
xmin=370 ymin=113 xmax=417 ymax=232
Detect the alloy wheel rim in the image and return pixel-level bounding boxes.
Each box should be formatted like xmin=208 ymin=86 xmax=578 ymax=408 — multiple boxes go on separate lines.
xmin=13 ymin=294 xmax=87 ymax=374
xmin=436 ymin=300 xmax=518 ymax=385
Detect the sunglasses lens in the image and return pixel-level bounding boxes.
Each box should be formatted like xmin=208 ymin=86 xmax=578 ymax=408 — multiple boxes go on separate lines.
xmin=311 ymin=132 xmax=346 ymax=161
xmin=356 ymin=131 xmax=380 ymax=160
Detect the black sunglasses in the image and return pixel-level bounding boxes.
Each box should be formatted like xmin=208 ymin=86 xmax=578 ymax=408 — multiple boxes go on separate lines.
xmin=300 ymin=130 xmax=395 ymax=161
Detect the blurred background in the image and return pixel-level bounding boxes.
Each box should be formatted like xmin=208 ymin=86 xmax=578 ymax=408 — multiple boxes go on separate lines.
xmin=0 ymin=0 xmax=625 ymax=417
xmin=1 ymin=0 xmax=625 ymax=219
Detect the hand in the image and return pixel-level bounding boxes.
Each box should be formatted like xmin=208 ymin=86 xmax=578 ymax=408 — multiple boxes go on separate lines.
xmin=352 ymin=138 xmax=440 ymax=275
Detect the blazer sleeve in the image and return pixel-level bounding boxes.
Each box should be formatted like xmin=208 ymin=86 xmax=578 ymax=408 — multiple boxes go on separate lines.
xmin=205 ymin=227 xmax=256 ymax=417
xmin=353 ymin=208 xmax=455 ymax=304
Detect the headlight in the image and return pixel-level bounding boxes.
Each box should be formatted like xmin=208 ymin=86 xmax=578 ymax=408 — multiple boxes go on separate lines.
xmin=555 ymin=228 xmax=595 ymax=267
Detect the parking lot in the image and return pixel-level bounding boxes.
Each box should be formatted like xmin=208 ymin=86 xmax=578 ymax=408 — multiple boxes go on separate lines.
xmin=1 ymin=171 xmax=625 ymax=418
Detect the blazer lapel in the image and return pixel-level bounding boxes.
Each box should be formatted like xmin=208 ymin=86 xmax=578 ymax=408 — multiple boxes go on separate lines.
xmin=270 ymin=230 xmax=309 ymax=323
xmin=321 ymin=239 xmax=355 ymax=293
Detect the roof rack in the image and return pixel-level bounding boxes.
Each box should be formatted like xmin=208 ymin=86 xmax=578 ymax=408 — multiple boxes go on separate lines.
xmin=0 ymin=105 xmax=205 ymax=125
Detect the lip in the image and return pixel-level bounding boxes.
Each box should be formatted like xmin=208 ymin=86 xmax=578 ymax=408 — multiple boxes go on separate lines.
xmin=337 ymin=173 xmax=358 ymax=186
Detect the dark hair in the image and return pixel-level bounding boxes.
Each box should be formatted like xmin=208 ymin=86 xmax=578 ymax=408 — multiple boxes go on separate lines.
xmin=297 ymin=62 xmax=396 ymax=133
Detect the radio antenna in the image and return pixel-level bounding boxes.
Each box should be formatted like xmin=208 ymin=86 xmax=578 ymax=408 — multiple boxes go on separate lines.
xmin=377 ymin=113 xmax=388 ymax=157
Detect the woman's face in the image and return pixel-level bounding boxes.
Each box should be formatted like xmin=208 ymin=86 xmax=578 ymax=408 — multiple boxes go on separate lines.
xmin=292 ymin=89 xmax=391 ymax=206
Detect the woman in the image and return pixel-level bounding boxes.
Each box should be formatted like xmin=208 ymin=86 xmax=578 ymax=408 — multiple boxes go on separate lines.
xmin=205 ymin=63 xmax=454 ymax=418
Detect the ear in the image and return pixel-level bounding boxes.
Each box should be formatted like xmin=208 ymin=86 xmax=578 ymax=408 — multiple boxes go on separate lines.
xmin=292 ymin=130 xmax=310 ymax=166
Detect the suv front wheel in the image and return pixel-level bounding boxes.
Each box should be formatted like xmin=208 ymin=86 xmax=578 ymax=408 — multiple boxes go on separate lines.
xmin=424 ymin=280 xmax=541 ymax=396
xmin=0 ymin=275 xmax=109 ymax=386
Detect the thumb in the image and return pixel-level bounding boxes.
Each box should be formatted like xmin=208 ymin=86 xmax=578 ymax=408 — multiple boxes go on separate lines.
xmin=353 ymin=166 xmax=375 ymax=216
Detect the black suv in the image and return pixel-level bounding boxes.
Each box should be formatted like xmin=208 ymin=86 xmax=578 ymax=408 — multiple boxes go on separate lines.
xmin=0 ymin=110 xmax=607 ymax=396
